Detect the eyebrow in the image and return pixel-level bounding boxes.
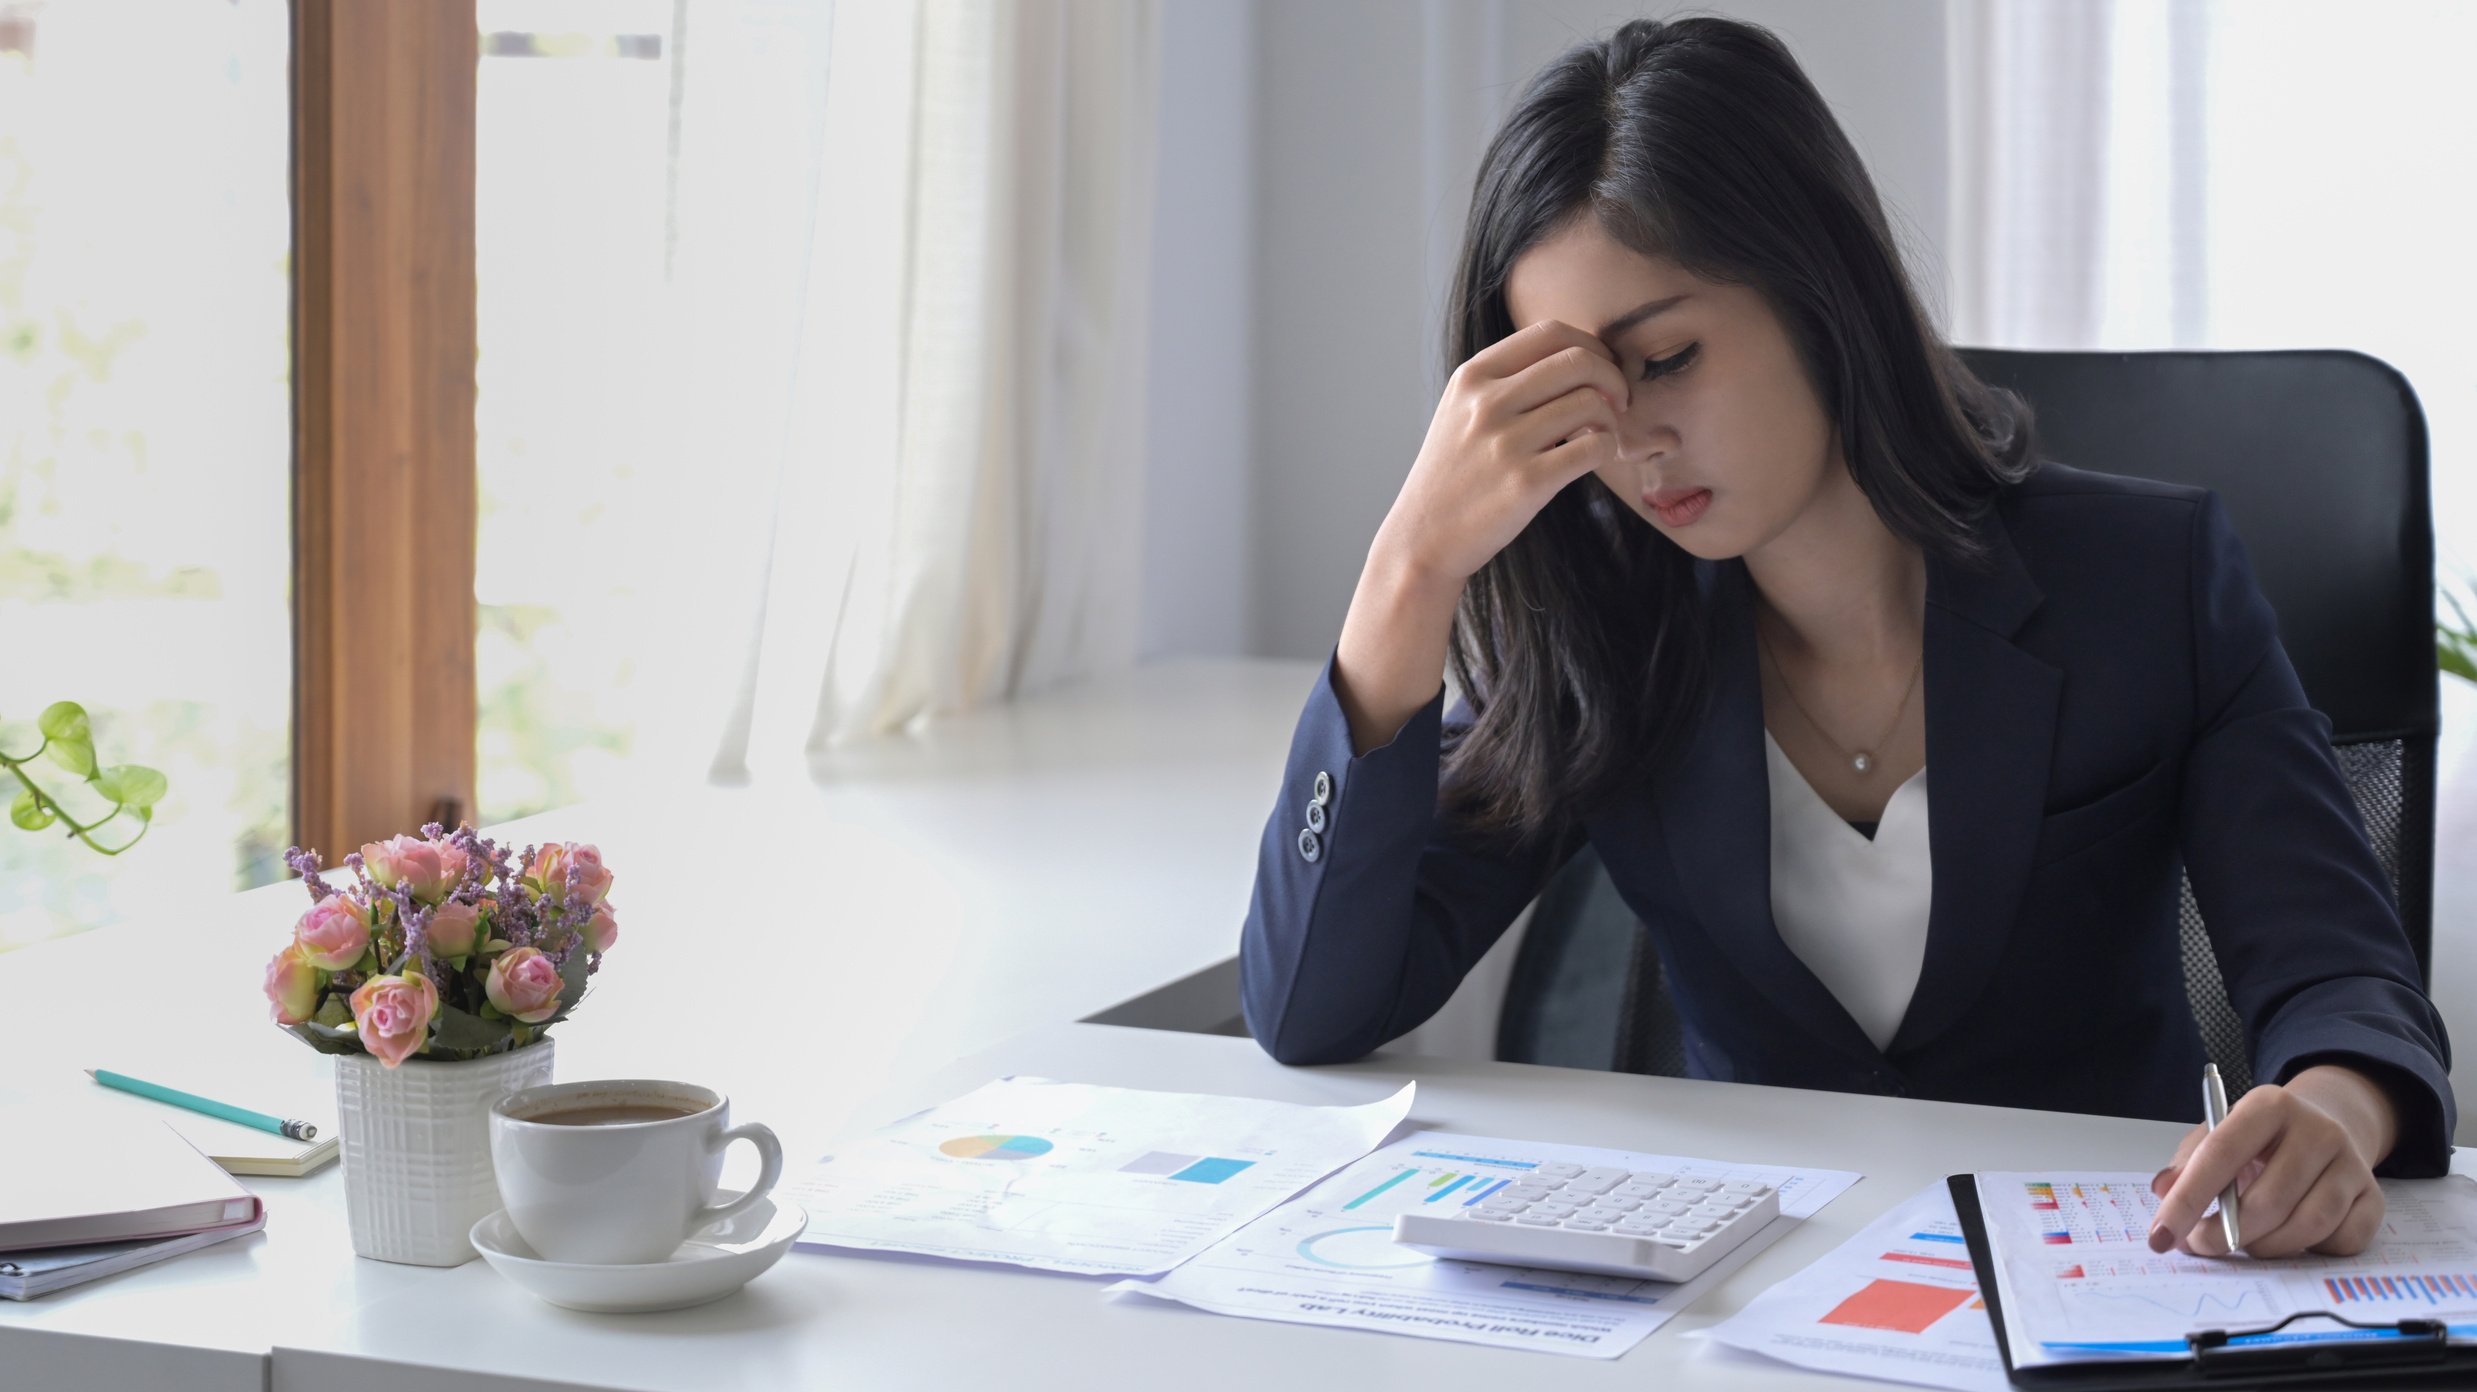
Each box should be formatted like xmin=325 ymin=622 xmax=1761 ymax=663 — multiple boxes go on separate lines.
xmin=1599 ymin=293 xmax=1691 ymax=342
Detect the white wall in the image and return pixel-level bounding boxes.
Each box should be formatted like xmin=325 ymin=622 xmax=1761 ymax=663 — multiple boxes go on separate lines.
xmin=1139 ymin=0 xmax=1257 ymax=659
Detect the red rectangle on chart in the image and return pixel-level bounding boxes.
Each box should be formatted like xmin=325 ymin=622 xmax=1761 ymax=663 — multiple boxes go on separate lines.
xmin=1882 ymin=1250 xmax=1974 ymax=1271
xmin=1821 ymin=1278 xmax=1975 ymax=1335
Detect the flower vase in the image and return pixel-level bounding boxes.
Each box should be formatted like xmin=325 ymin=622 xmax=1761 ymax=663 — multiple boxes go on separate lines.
xmin=333 ymin=1038 xmax=557 ymax=1266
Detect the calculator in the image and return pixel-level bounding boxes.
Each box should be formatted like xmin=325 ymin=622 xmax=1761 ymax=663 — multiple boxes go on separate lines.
xmin=1390 ymin=1163 xmax=1780 ymax=1282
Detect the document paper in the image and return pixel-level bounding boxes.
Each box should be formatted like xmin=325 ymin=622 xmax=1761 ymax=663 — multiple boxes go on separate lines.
xmin=1105 ymin=1129 xmax=1860 ymax=1359
xmin=785 ymin=1075 xmax=1414 ymax=1275
xmin=1698 ymin=1179 xmax=2008 ymax=1391
xmin=1978 ymin=1171 xmax=2477 ymax=1365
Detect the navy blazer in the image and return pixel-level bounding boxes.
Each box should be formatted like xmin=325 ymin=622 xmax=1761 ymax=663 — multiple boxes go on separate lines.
xmin=1240 ymin=462 xmax=2455 ymax=1175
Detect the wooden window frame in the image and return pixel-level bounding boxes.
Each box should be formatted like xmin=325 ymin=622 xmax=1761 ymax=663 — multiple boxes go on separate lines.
xmin=289 ymin=0 xmax=479 ymax=859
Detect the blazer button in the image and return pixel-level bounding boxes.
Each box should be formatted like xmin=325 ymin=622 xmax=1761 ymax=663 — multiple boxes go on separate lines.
xmin=1305 ymin=800 xmax=1327 ymax=834
xmin=1297 ymin=827 xmax=1322 ymax=863
xmin=1312 ymin=770 xmax=1333 ymax=805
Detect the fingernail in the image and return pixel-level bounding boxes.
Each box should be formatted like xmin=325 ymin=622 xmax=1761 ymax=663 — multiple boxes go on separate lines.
xmin=2148 ymin=1224 xmax=2173 ymax=1254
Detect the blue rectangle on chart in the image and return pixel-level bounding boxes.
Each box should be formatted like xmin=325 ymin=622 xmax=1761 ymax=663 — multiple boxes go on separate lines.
xmin=1170 ymin=1157 xmax=1255 ymax=1185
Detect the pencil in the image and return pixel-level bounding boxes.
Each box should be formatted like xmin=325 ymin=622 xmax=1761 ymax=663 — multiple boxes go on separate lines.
xmin=87 ymin=1068 xmax=317 ymax=1142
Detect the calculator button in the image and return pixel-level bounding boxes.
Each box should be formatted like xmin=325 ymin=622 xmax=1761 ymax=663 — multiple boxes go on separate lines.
xmin=1515 ymin=1213 xmax=1562 ymax=1226
xmin=1567 ymin=1168 xmax=1627 ymax=1193
xmin=1533 ymin=1164 xmax=1583 ymax=1179
xmin=1674 ymin=1178 xmax=1722 ymax=1193
xmin=1722 ymin=1181 xmax=1769 ymax=1195
xmin=1471 ymin=1210 xmax=1513 ymax=1221
xmin=1562 ymin=1219 xmax=1610 ymax=1231
xmin=1648 ymin=1201 xmax=1690 ymax=1217
xmin=1598 ymin=1196 xmax=1641 ymax=1211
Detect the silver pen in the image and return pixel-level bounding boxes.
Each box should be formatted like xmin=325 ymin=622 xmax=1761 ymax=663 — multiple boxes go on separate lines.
xmin=2202 ymin=1063 xmax=2241 ymax=1252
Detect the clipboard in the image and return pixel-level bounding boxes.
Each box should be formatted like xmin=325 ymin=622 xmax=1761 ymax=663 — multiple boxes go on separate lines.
xmin=1947 ymin=1174 xmax=2477 ymax=1389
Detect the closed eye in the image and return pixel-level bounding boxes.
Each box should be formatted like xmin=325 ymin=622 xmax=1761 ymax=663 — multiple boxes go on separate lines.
xmin=1639 ymin=342 xmax=1700 ymax=383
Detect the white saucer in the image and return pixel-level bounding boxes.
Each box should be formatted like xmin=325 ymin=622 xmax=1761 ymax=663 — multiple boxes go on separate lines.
xmin=471 ymin=1193 xmax=808 ymax=1313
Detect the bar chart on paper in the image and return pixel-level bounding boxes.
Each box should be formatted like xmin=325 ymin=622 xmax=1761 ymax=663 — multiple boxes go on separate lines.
xmin=1978 ymin=1172 xmax=2477 ymax=1366
xmin=1108 ymin=1131 xmax=1859 ymax=1360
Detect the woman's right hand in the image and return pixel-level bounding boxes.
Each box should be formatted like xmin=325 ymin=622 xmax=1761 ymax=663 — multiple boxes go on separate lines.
xmin=1332 ymin=321 xmax=1632 ymax=756
xmin=1373 ymin=319 xmax=1633 ymax=586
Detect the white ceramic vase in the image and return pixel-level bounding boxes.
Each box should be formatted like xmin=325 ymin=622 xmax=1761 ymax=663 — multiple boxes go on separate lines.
xmin=333 ymin=1038 xmax=557 ymax=1266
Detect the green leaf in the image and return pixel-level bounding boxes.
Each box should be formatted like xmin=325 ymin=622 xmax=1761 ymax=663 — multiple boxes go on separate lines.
xmin=428 ymin=1003 xmax=513 ymax=1055
xmin=45 ymin=736 xmax=95 ymax=778
xmin=36 ymin=701 xmax=89 ymax=742
xmin=10 ymin=789 xmax=54 ymax=831
xmin=313 ymin=994 xmax=353 ymax=1027
xmin=91 ymin=764 xmax=168 ymax=809
xmin=285 ymin=1020 xmax=365 ymax=1056
xmin=2444 ymin=638 xmax=2477 ymax=684
xmin=556 ymin=944 xmax=590 ymax=1014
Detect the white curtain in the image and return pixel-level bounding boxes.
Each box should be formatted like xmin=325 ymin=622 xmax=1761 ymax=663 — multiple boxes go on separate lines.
xmin=670 ymin=0 xmax=1163 ymax=782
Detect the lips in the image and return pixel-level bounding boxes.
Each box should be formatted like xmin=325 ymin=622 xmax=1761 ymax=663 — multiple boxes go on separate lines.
xmin=1645 ymin=486 xmax=1712 ymax=528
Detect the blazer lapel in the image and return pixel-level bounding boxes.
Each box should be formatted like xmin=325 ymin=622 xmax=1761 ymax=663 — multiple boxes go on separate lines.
xmin=1655 ymin=559 xmax=1884 ymax=1068
xmin=1886 ymin=512 xmax=2061 ymax=1057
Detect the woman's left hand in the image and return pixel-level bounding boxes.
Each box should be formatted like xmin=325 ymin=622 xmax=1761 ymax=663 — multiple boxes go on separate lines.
xmin=2147 ymin=1064 xmax=2398 ymax=1258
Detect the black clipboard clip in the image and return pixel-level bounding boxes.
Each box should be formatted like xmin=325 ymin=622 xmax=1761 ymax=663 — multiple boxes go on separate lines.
xmin=2187 ymin=1310 xmax=2451 ymax=1378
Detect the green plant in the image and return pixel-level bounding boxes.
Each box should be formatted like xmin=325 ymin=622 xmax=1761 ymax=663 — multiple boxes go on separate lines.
xmin=1 ymin=701 xmax=168 ymax=855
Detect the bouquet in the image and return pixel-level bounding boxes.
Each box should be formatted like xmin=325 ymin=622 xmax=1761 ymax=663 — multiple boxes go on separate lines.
xmin=264 ymin=821 xmax=618 ymax=1067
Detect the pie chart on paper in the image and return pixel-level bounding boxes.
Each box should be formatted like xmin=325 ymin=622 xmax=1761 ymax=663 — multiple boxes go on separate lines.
xmin=938 ymin=1134 xmax=1056 ymax=1161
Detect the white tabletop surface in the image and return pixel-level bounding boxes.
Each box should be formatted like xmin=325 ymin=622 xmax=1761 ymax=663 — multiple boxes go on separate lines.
xmin=24 ymin=1015 xmax=2440 ymax=1392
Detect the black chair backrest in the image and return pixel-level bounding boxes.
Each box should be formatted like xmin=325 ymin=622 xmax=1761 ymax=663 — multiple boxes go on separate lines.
xmin=1498 ymin=348 xmax=2438 ymax=1091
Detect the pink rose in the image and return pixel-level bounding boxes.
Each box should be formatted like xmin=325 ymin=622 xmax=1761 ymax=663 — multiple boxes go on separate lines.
xmin=263 ymin=944 xmax=323 ymax=1025
xmin=363 ymin=834 xmax=450 ymax=901
xmin=431 ymin=838 xmax=472 ymax=892
xmin=562 ymin=844 xmax=613 ymax=903
xmin=427 ymin=899 xmax=480 ymax=956
xmin=582 ymin=900 xmax=619 ymax=954
xmin=292 ymin=894 xmax=371 ymax=971
xmin=349 ymin=970 xmax=439 ymax=1068
xmin=529 ymin=842 xmax=612 ymax=904
xmin=486 ymin=946 xmax=565 ymax=1024
xmin=527 ymin=842 xmax=567 ymax=889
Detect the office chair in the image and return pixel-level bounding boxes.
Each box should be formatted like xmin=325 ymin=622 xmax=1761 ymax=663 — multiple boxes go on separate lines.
xmin=1497 ymin=348 xmax=2439 ymax=1096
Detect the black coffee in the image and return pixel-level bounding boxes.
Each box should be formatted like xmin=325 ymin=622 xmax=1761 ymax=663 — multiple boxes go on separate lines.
xmin=528 ymin=1101 xmax=701 ymax=1126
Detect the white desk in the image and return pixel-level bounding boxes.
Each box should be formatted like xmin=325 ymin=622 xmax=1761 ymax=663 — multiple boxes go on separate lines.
xmin=12 ymin=1017 xmax=2396 ymax=1392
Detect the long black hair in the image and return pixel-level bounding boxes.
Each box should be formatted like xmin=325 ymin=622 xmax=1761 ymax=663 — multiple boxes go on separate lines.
xmin=1440 ymin=14 xmax=2036 ymax=848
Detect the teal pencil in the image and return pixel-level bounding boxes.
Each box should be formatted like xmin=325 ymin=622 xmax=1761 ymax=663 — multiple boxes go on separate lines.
xmin=87 ymin=1068 xmax=317 ymax=1142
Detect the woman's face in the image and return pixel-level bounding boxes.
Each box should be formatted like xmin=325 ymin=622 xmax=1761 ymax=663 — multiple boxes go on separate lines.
xmin=1502 ymin=215 xmax=1848 ymax=562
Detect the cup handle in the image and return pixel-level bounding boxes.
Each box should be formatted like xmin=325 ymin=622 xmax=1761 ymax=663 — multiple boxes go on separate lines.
xmin=695 ymin=1121 xmax=785 ymax=1229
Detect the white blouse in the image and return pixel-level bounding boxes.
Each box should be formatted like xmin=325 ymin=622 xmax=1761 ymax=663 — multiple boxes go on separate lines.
xmin=1762 ymin=730 xmax=1933 ymax=1053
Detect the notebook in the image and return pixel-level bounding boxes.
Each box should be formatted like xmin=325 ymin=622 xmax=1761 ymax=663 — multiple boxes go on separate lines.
xmin=0 ymin=1117 xmax=263 ymax=1252
xmin=0 ymin=1209 xmax=266 ymax=1299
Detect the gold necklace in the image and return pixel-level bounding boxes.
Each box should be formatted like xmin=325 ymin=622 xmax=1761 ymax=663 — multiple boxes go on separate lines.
xmin=1756 ymin=622 xmax=1922 ymax=776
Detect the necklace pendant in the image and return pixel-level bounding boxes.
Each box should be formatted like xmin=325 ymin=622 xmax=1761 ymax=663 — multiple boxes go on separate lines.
xmin=1851 ymin=751 xmax=1874 ymax=775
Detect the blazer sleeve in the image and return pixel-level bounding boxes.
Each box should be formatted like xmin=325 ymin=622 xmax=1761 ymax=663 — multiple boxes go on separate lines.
xmin=1239 ymin=649 xmax=1586 ymax=1065
xmin=2176 ymin=490 xmax=2456 ymax=1175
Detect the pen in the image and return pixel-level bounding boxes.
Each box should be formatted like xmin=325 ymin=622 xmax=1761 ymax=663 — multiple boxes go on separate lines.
xmin=87 ymin=1068 xmax=317 ymax=1142
xmin=2202 ymin=1062 xmax=2240 ymax=1252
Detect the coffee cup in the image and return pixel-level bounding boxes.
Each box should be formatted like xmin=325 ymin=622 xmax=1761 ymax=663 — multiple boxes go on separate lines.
xmin=490 ymin=1079 xmax=784 ymax=1265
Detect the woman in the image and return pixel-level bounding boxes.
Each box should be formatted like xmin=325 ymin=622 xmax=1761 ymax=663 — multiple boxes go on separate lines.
xmin=1237 ymin=16 xmax=2451 ymax=1262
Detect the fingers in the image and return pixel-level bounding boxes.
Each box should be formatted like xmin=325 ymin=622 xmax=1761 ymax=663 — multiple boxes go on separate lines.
xmin=1460 ymin=318 xmax=1620 ymax=393
xmin=2238 ymin=1154 xmax=2370 ymax=1258
xmin=2152 ymin=1124 xmax=2209 ymax=1196
xmin=2306 ymin=1182 xmax=2387 ymax=1258
xmin=1517 ymin=384 xmax=1621 ymax=459
xmin=2148 ymin=1091 xmax=2286 ymax=1253
xmin=1497 ymin=342 xmax=1631 ymax=425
